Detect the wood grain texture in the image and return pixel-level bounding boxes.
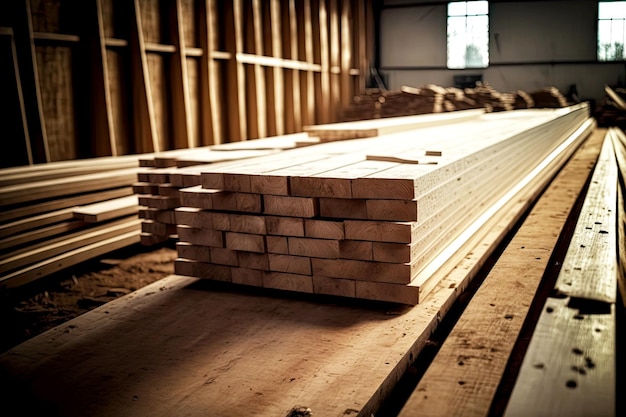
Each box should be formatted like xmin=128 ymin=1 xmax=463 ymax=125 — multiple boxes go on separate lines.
xmin=397 ymin=128 xmax=606 ymax=417
xmin=504 ymin=299 xmax=615 ymax=417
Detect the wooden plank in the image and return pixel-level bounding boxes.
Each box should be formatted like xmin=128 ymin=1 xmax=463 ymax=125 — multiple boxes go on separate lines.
xmin=0 ymin=186 xmax=133 ymax=223
xmin=552 ymin=136 xmax=617 ymax=303
xmin=288 ymin=236 xmax=340 ymax=259
xmin=209 ymin=247 xmax=239 ymax=267
xmin=0 ymin=218 xmax=140 ymax=275
xmin=304 ymin=109 xmax=484 ymax=141
xmin=268 ymin=253 xmax=312 ymax=275
xmin=0 ymin=230 xmax=140 ymax=289
xmin=231 ymin=267 xmax=263 ymax=286
xmin=73 ymin=195 xmax=139 ymax=223
xmin=304 ymin=218 xmax=344 ymax=239
xmin=604 ymin=84 xmax=626 ymax=111
xmin=503 ymin=132 xmax=617 ymax=417
xmin=263 ymin=195 xmax=319 ymax=218
xmin=176 ymin=224 xmax=223 ymax=247
xmin=262 ymin=271 xmax=312 ymax=292
xmin=266 ymin=235 xmax=289 ymax=254
xmin=0 ymin=207 xmax=76 ymax=238
xmin=0 ymin=219 xmax=86 ymax=253
xmin=611 ymin=127 xmax=626 ymax=306
xmin=225 ymin=232 xmax=265 ymax=253
xmin=503 ymin=301 xmax=615 ymax=417
xmin=397 ymin=128 xmax=606 ymax=417
xmin=0 ymin=167 xmax=139 ymax=206
xmin=237 ymin=251 xmax=269 ymax=270
xmin=265 ymin=216 xmax=305 ymax=237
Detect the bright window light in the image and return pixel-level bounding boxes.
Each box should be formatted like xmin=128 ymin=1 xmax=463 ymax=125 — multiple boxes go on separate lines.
xmin=447 ymin=1 xmax=489 ymax=69
xmin=598 ymin=1 xmax=626 ymax=61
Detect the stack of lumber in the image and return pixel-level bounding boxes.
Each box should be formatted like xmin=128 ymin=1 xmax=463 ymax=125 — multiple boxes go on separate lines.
xmin=595 ymin=85 xmax=626 ymax=129
xmin=529 ymin=86 xmax=570 ymax=108
xmin=0 ymin=156 xmax=144 ymax=290
xmin=135 ymin=134 xmax=310 ymax=246
xmin=173 ymin=104 xmax=593 ymax=304
xmin=341 ymin=83 xmax=542 ymax=122
xmin=463 ymin=82 xmax=529 ymax=112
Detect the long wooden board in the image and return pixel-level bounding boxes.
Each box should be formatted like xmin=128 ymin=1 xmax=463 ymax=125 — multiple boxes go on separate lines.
xmin=503 ymin=132 xmax=617 ymax=417
xmin=397 ymin=128 xmax=606 ymax=417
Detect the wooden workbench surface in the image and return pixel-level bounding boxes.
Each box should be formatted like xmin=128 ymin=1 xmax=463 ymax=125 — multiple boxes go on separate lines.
xmin=0 ymin=272 xmax=465 ymax=417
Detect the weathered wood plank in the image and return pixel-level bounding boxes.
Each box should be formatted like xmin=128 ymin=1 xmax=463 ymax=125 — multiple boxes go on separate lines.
xmin=397 ymin=128 xmax=606 ymax=417
xmin=553 ymin=136 xmax=617 ymax=303
xmin=504 ymin=299 xmax=615 ymax=417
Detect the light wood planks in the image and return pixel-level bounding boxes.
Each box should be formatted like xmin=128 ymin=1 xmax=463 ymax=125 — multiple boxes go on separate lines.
xmin=0 ymin=156 xmax=146 ymax=289
xmin=175 ymin=105 xmax=593 ymax=303
xmin=397 ymin=127 xmax=607 ymax=417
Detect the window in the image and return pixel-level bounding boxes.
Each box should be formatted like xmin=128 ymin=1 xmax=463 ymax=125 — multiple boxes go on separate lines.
xmin=447 ymin=1 xmax=489 ymax=69
xmin=598 ymin=1 xmax=626 ymax=61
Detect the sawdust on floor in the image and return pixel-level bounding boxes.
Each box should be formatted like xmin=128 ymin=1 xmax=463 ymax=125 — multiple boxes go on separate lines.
xmin=0 ymin=243 xmax=177 ymax=353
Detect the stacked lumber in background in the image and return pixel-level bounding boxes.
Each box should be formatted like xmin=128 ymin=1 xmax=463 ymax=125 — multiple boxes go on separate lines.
xmin=0 ymin=156 xmax=144 ymax=289
xmin=341 ymin=83 xmax=562 ymax=121
xmin=173 ymin=104 xmax=593 ymax=304
xmin=529 ymin=86 xmax=570 ymax=108
xmin=595 ymin=85 xmax=626 ymax=130
xmin=135 ymin=134 xmax=310 ymax=246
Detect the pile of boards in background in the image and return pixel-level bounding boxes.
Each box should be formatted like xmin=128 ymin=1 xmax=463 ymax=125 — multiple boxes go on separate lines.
xmin=340 ymin=83 xmax=570 ymax=121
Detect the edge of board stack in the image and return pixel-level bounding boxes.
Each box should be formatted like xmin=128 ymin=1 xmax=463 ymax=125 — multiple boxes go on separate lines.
xmin=0 ymin=155 xmax=143 ymax=289
xmin=172 ymin=104 xmax=594 ymax=304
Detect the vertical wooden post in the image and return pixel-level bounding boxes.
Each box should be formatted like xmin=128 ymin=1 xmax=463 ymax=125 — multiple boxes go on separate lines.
xmin=329 ymin=0 xmax=341 ymax=121
xmin=298 ymin=0 xmax=315 ymax=128
xmin=130 ymin=0 xmax=159 ymax=153
xmin=170 ymin=0 xmax=193 ymax=149
xmin=0 ymin=25 xmax=32 ymax=167
xmin=243 ymin=0 xmax=259 ymax=140
xmin=198 ymin=0 xmax=217 ymax=145
xmin=12 ymin=0 xmax=50 ymax=163
xmin=312 ymin=0 xmax=330 ymax=124
xmin=223 ymin=0 xmax=246 ymax=141
xmin=266 ymin=0 xmax=284 ymax=136
xmin=91 ymin=0 xmax=116 ymax=157
xmin=288 ymin=0 xmax=301 ymax=132
xmin=340 ymin=0 xmax=352 ymax=108
xmin=252 ymin=0 xmax=267 ymax=139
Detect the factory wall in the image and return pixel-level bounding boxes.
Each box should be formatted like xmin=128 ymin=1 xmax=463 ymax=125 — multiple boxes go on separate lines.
xmin=379 ymin=0 xmax=625 ymax=101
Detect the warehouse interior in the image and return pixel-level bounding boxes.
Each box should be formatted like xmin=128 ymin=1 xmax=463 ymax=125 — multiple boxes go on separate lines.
xmin=0 ymin=0 xmax=624 ymax=416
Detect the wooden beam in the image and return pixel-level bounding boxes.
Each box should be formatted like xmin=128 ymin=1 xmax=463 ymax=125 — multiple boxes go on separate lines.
xmin=169 ymin=0 xmax=193 ymax=149
xmin=130 ymin=0 xmax=159 ymax=152
xmin=73 ymin=195 xmax=139 ymax=223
